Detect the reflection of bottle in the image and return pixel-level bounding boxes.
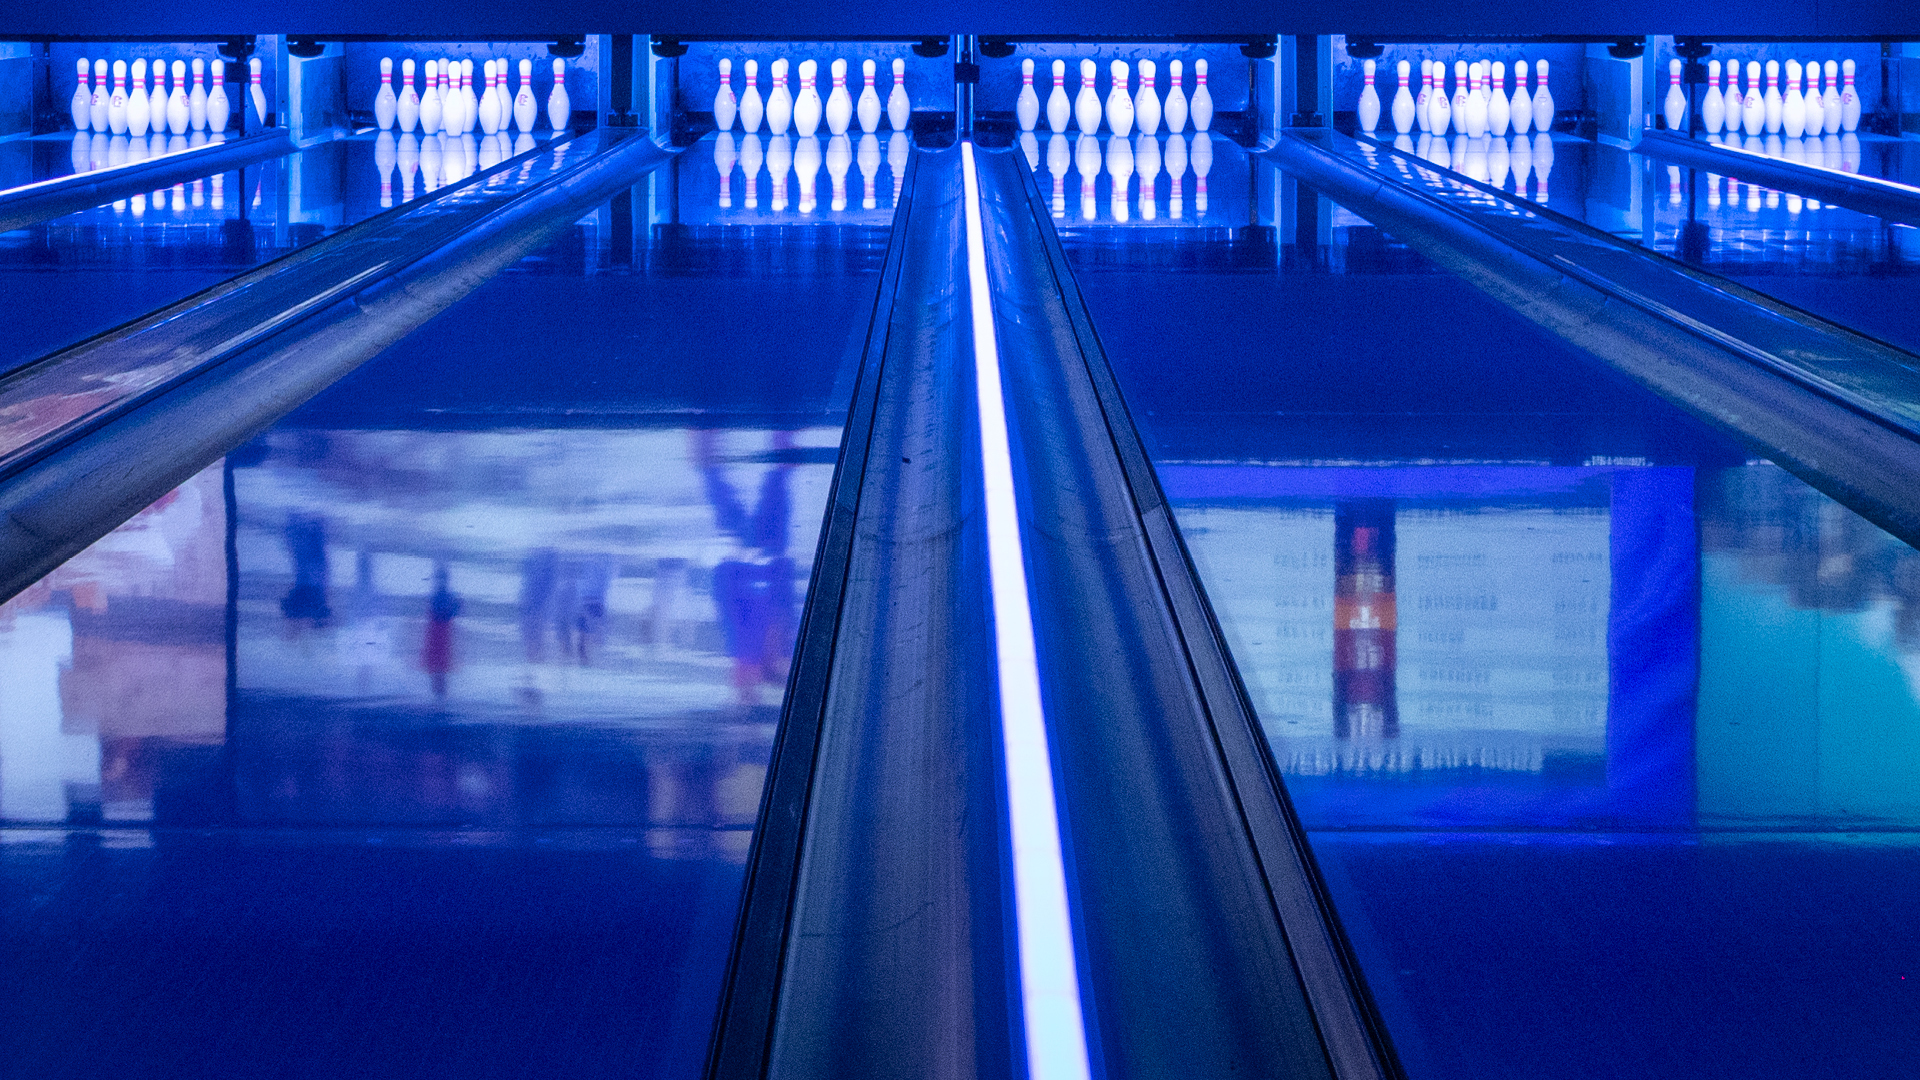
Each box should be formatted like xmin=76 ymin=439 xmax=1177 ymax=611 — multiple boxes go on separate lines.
xmin=422 ymin=561 xmax=460 ymax=699
xmin=1334 ymin=502 xmax=1398 ymax=739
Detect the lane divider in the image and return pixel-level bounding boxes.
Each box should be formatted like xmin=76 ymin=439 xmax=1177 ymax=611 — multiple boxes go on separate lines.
xmin=959 ymin=140 xmax=1094 ymax=1080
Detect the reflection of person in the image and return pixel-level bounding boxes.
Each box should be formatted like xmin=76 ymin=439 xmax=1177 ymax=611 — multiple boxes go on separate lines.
xmin=280 ymin=514 xmax=331 ymax=623
xmin=421 ymin=561 xmax=460 ymax=699
xmin=518 ymin=549 xmax=614 ymax=667
xmin=696 ymin=429 xmax=799 ymax=707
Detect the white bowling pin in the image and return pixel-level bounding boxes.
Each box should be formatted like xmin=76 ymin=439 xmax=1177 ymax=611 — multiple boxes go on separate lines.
xmin=1191 ymin=58 xmax=1213 ymax=131
xmin=1822 ymin=60 xmax=1841 ymax=135
xmin=1742 ymin=61 xmax=1764 ymax=136
xmin=477 ymin=60 xmax=498 ymax=135
xmin=72 ymin=58 xmax=92 ymax=131
xmin=1462 ymin=61 xmax=1487 ymax=138
xmin=250 ymin=57 xmax=268 ymax=128
xmin=548 ymin=58 xmax=571 ymax=132
xmin=1429 ymin=61 xmax=1452 ymax=136
xmin=888 ymin=58 xmax=911 ymax=131
xmin=90 ymin=59 xmax=109 ymax=132
xmin=189 ymin=58 xmax=208 ymax=130
xmin=1106 ymin=60 xmax=1134 ymax=136
xmin=168 ymin=61 xmax=190 ymax=135
xmin=1664 ymin=58 xmax=1687 ymax=131
xmin=1510 ymin=60 xmax=1533 ymax=136
xmin=1075 ymin=58 xmax=1101 ymax=133
xmin=376 ymin=57 xmax=398 ymax=130
xmin=1702 ymin=60 xmax=1724 ymax=134
xmin=740 ymin=59 xmax=764 ymax=133
xmin=1451 ymin=61 xmax=1472 ymax=135
xmin=1135 ymin=59 xmax=1161 ymax=136
xmin=1763 ymin=60 xmax=1782 ymax=133
xmin=857 ymin=59 xmax=882 ymax=133
xmin=399 ymin=58 xmax=420 ymax=133
xmin=514 ymin=59 xmax=537 ymax=133
xmin=1046 ymin=59 xmax=1070 ymax=133
xmin=793 ymin=59 xmax=822 ymax=137
xmin=1017 ymin=57 xmax=1040 ymax=132
xmin=464 ymin=60 xmax=480 ymax=134
xmin=715 ymin=58 xmax=738 ymax=132
xmin=1723 ymin=62 xmax=1743 ymax=132
xmin=129 ymin=59 xmax=151 ymax=138
xmin=825 ymin=58 xmax=853 ymax=135
xmin=1782 ymin=60 xmax=1805 ymax=138
xmin=420 ymin=60 xmax=443 ymax=134
xmin=766 ymin=58 xmax=793 ymax=135
xmin=107 ymin=60 xmax=128 ymax=135
xmin=1532 ymin=58 xmax=1554 ymax=133
xmin=1165 ymin=58 xmax=1189 ymax=134
xmin=1391 ymin=60 xmax=1416 ymax=134
xmin=1840 ymin=58 xmax=1860 ymax=132
xmin=1358 ymin=59 xmax=1381 ymax=133
xmin=1489 ymin=61 xmax=1510 ymax=136
xmin=209 ymin=59 xmax=230 ymax=133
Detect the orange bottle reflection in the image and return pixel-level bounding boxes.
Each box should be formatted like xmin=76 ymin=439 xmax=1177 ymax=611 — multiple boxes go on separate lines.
xmin=1333 ymin=502 xmax=1398 ymax=739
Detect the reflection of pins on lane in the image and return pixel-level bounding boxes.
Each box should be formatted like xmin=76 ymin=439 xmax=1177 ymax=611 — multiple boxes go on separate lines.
xmin=739 ymin=132 xmax=763 ymax=208
xmin=399 ymin=59 xmax=420 ymax=133
xmin=795 ymin=134 xmax=821 ymax=213
xmin=376 ymin=130 xmax=397 ymax=206
xmin=1106 ymin=135 xmax=1132 ymax=221
xmin=1191 ymin=58 xmax=1213 ymax=131
xmin=767 ymin=58 xmax=793 ymax=135
xmin=858 ymin=132 xmax=880 ymax=209
xmin=1487 ymin=134 xmax=1509 ymax=188
xmin=740 ymin=60 xmax=764 ymax=133
xmin=888 ymin=58 xmax=910 ymax=131
xmin=1165 ymin=132 xmax=1187 ymax=219
xmin=1075 ymin=132 xmax=1100 ymax=220
xmin=825 ymin=58 xmax=853 ymax=136
xmin=1017 ymin=58 xmax=1040 ymax=133
xmin=1135 ymin=132 xmax=1160 ymax=221
xmin=1508 ymin=133 xmax=1532 ymax=192
xmin=1046 ymin=132 xmax=1070 ymax=217
xmin=1046 ymin=59 xmax=1070 ymax=133
xmin=768 ymin=133 xmax=792 ymax=211
xmin=398 ymin=132 xmax=419 ymax=202
xmin=1135 ymin=59 xmax=1161 ymax=136
xmin=1106 ymin=60 xmax=1133 ymax=137
xmin=420 ymin=130 xmax=443 ymax=191
xmin=1165 ymin=59 xmax=1189 ymax=134
xmin=1020 ymin=130 xmax=1038 ymax=169
xmin=713 ymin=131 xmax=737 ymax=208
xmin=827 ymin=134 xmax=851 ymax=211
xmin=72 ymin=58 xmax=91 ymax=132
xmin=857 ymin=60 xmax=881 ymax=133
xmin=1191 ymin=130 xmax=1212 ymax=213
xmin=887 ymin=130 xmax=908 ymax=205
xmin=793 ymin=60 xmax=821 ymax=138
xmin=1075 ymin=59 xmax=1100 ymax=134
xmin=1532 ymin=130 xmax=1554 ymax=203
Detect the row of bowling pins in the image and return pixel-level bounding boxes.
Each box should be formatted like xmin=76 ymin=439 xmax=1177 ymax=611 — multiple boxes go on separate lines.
xmin=70 ymin=56 xmax=268 ymax=136
xmin=713 ymin=57 xmax=909 ymax=137
xmin=710 ymin=131 xmax=909 ymax=213
xmin=1017 ymin=57 xmax=1213 ymax=136
xmin=1681 ymin=58 xmax=1860 ymax=138
xmin=1360 ymin=58 xmax=1553 ymax=138
xmin=374 ymin=130 xmax=544 ymax=206
xmin=1022 ymin=130 xmax=1218 ymax=222
xmin=372 ymin=57 xmax=572 ymax=136
xmin=1383 ymin=131 xmax=1558 ymax=205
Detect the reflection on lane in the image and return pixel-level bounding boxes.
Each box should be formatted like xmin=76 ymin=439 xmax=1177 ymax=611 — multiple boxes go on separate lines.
xmin=1071 ymin=175 xmax=1920 ymax=1079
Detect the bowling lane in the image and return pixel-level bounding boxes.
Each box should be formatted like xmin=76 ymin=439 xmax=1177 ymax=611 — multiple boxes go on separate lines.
xmin=0 ymin=136 xmax=900 ymax=1079
xmin=1063 ymin=135 xmax=1920 ymax=1079
xmin=1359 ymin=132 xmax=1920 ymax=356
xmin=1674 ymin=127 xmax=1920 ymax=190
xmin=0 ymin=130 xmax=555 ymax=376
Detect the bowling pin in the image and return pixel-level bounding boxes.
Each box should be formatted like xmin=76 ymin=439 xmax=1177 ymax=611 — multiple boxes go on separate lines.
xmin=90 ymin=60 xmax=109 ymax=132
xmin=1532 ymin=58 xmax=1553 ymax=133
xmin=189 ymin=58 xmax=208 ymax=130
xmin=826 ymin=134 xmax=851 ymax=211
xmin=1722 ymin=61 xmax=1743 ymax=132
xmin=250 ymin=57 xmax=268 ymax=127
xmin=740 ymin=59 xmax=764 ymax=133
xmin=1429 ymin=61 xmax=1452 ymax=136
xmin=857 ymin=59 xmax=882 ymax=133
xmin=168 ymin=61 xmax=190 ymax=135
xmin=129 ymin=59 xmax=151 ymax=138
xmin=420 ymin=60 xmax=443 ymax=134
xmin=399 ymin=58 xmax=420 ymax=133
xmin=714 ymin=58 xmax=737 ymax=132
xmin=1120 ymin=60 xmax=1155 ymax=140
xmin=859 ymin=132 xmax=881 ymax=208
xmin=1165 ymin=59 xmax=1189 ymax=134
xmin=1489 ymin=61 xmax=1510 ymax=137
xmin=1106 ymin=60 xmax=1134 ymax=137
xmin=1416 ymin=60 xmax=1432 ymax=133
xmin=107 ymin=60 xmax=127 ymax=135
xmin=1664 ymin=57 xmax=1687 ymax=131
xmin=1017 ymin=57 xmax=1040 ymax=132
xmin=477 ymin=60 xmax=498 ymax=135
xmin=72 ymin=58 xmax=91 ymax=131
xmin=1703 ymin=60 xmax=1724 ymax=134
xmin=1763 ymin=60 xmax=1782 ymax=133
xmin=151 ymin=61 xmax=169 ymax=135
xmin=793 ymin=59 xmax=821 ymax=137
xmin=464 ymin=60 xmax=480 ymax=134
xmin=209 ymin=59 xmax=230 ymax=133
xmin=514 ymin=59 xmax=537 ymax=133
xmin=548 ymin=58 xmax=571 ymax=132
xmin=825 ymin=58 xmax=853 ymax=135
xmin=765 ymin=58 xmax=792 ymax=135
xmin=1191 ymin=58 xmax=1213 ymax=131
xmin=714 ymin=131 xmax=737 ymax=208
xmin=1782 ymin=60 xmax=1805 ymax=138
xmin=1358 ymin=59 xmax=1381 ymax=133
xmin=376 ymin=57 xmax=398 ymax=130
xmin=1840 ymin=58 xmax=1859 ymax=132
xmin=1462 ymin=61 xmax=1487 ymax=138
xmin=888 ymin=58 xmax=911 ymax=131
xmin=1391 ymin=60 xmax=1416 ymax=134
xmin=1075 ymin=59 xmax=1101 ymax=134
xmin=1452 ymin=60 xmax=1472 ymax=135
xmin=1510 ymin=59 xmax=1533 ymax=136
xmin=1046 ymin=59 xmax=1070 ymax=133
xmin=1742 ymin=61 xmax=1764 ymax=136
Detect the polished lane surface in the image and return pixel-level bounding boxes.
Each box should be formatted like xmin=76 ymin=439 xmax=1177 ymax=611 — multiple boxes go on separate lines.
xmin=1065 ymin=134 xmax=1920 ymax=1079
xmin=0 ymin=131 xmax=548 ymax=376
xmin=0 ymin=140 xmax=898 ymax=1078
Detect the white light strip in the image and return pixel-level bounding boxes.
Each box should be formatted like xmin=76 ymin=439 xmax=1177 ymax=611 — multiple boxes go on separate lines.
xmin=960 ymin=140 xmax=1094 ymax=1080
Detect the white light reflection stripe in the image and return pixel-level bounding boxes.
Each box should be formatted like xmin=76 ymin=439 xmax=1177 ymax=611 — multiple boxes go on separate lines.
xmin=959 ymin=140 xmax=1094 ymax=1080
